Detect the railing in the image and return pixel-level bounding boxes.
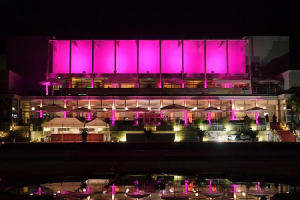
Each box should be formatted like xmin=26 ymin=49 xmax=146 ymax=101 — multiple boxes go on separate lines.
xmin=252 ymin=86 xmax=280 ymax=95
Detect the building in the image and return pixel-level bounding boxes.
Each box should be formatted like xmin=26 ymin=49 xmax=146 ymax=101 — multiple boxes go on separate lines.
xmin=0 ymin=36 xmax=296 ymax=142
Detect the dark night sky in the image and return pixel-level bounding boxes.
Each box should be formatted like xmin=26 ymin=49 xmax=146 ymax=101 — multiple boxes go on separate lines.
xmin=0 ymin=0 xmax=300 ymax=54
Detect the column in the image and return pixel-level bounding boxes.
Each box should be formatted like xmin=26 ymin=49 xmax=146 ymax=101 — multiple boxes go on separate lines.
xmin=208 ymin=99 xmax=211 ymax=125
xmin=112 ymin=99 xmax=115 ymax=126
xmin=91 ymin=40 xmax=95 ymax=88
xmin=255 ymin=99 xmax=259 ymax=125
xmin=184 ymin=99 xmax=188 ymax=125
xmin=209 ymin=180 xmax=212 ymax=194
xmin=63 ymin=100 xmax=67 ymax=118
xmin=87 ymin=99 xmax=91 ymax=120
xmin=184 ymin=180 xmax=189 ymax=195
xmin=204 ymin=40 xmax=207 ymax=88
xmin=39 ymin=99 xmax=43 ymax=118
xmin=231 ymin=99 xmax=235 ymax=120
xmin=232 ymin=184 xmax=237 ymax=200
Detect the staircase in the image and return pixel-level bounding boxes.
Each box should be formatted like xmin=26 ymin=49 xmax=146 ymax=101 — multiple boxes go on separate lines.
xmin=271 ymin=124 xmax=295 ymax=142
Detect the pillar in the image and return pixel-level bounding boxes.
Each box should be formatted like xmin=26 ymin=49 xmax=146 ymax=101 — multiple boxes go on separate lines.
xmin=231 ymin=100 xmax=235 ymax=120
xmin=87 ymin=99 xmax=91 ymax=120
xmin=112 ymin=99 xmax=115 ymax=126
xmin=111 ymin=184 xmax=115 ymax=200
xmin=46 ymin=85 xmax=49 ymax=96
xmin=232 ymin=184 xmax=237 ymax=200
xmin=39 ymin=100 xmax=43 ymax=118
xmin=64 ymin=100 xmax=67 ymax=118
xmin=209 ymin=180 xmax=212 ymax=194
xmin=184 ymin=99 xmax=188 ymax=125
xmin=184 ymin=180 xmax=189 ymax=195
xmin=38 ymin=186 xmax=42 ymax=195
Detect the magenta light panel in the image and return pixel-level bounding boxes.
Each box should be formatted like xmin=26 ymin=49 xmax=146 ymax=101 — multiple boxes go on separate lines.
xmin=116 ymin=40 xmax=137 ymax=73
xmin=52 ymin=40 xmax=70 ymax=73
xmin=71 ymin=40 xmax=92 ymax=73
xmin=94 ymin=40 xmax=115 ymax=73
xmin=139 ymin=40 xmax=160 ymax=73
xmin=161 ymin=40 xmax=182 ymax=73
xmin=183 ymin=40 xmax=205 ymax=73
xmin=206 ymin=40 xmax=227 ymax=73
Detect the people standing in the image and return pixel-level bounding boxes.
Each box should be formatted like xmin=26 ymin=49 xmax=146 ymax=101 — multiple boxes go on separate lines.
xmin=273 ymin=114 xmax=277 ymax=125
xmin=265 ymin=114 xmax=269 ymax=123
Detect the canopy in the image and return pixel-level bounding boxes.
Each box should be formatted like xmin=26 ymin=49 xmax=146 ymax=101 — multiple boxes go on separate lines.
xmin=202 ymin=106 xmax=223 ymax=113
xmin=128 ymin=107 xmax=148 ymax=112
xmin=85 ymin=118 xmax=108 ymax=127
xmin=40 ymin=104 xmax=66 ymax=112
xmin=245 ymin=106 xmax=268 ymax=113
xmin=41 ymin=118 xmax=85 ymax=128
xmin=161 ymin=104 xmax=188 ymax=111
xmin=72 ymin=107 xmax=92 ymax=113
xmin=39 ymin=78 xmax=64 ymax=86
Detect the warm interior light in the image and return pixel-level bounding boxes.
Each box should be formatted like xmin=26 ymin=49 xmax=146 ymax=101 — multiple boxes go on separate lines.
xmin=284 ymin=106 xmax=286 ymax=110
xmin=217 ymin=107 xmax=220 ymax=109
xmin=32 ymin=107 xmax=35 ymax=111
xmin=103 ymin=108 xmax=107 ymax=111
xmin=240 ymin=107 xmax=244 ymax=110
xmin=12 ymin=107 xmax=15 ymax=110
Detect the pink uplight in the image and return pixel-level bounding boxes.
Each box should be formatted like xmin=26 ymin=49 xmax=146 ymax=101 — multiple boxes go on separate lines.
xmin=71 ymin=40 xmax=92 ymax=73
xmin=228 ymin=40 xmax=246 ymax=73
xmin=52 ymin=40 xmax=70 ymax=73
xmin=206 ymin=40 xmax=227 ymax=73
xmin=139 ymin=40 xmax=160 ymax=73
xmin=161 ymin=40 xmax=182 ymax=73
xmin=184 ymin=40 xmax=205 ymax=73
xmin=94 ymin=40 xmax=115 ymax=73
xmin=116 ymin=40 xmax=137 ymax=73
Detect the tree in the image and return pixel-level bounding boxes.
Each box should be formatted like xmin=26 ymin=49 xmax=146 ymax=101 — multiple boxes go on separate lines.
xmin=286 ymin=93 xmax=300 ymax=126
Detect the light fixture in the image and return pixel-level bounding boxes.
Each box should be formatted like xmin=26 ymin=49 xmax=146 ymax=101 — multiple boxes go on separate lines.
xmin=284 ymin=106 xmax=286 ymax=110
xmin=241 ymin=107 xmax=244 ymax=110
xmin=217 ymin=107 xmax=220 ymax=109
xmin=263 ymin=106 xmax=266 ymax=109
xmin=236 ymin=108 xmax=240 ymax=111
xmin=103 ymin=108 xmax=107 ymax=111
xmin=31 ymin=107 xmax=35 ymax=111
xmin=12 ymin=107 xmax=15 ymax=111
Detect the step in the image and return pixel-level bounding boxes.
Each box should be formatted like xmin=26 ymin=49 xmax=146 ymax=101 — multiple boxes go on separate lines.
xmin=276 ymin=130 xmax=295 ymax=142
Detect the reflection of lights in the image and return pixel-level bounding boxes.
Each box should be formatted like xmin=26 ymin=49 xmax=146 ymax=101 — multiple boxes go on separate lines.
xmin=242 ymin=192 xmax=246 ymax=196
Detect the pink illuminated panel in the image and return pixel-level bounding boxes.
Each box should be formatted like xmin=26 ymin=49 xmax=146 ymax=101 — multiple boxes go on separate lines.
xmin=116 ymin=40 xmax=137 ymax=73
xmin=206 ymin=40 xmax=227 ymax=73
xmin=139 ymin=40 xmax=160 ymax=73
xmin=52 ymin=40 xmax=70 ymax=73
xmin=228 ymin=40 xmax=246 ymax=73
xmin=94 ymin=40 xmax=115 ymax=73
xmin=161 ymin=40 xmax=182 ymax=73
xmin=184 ymin=40 xmax=205 ymax=73
xmin=71 ymin=40 xmax=92 ymax=73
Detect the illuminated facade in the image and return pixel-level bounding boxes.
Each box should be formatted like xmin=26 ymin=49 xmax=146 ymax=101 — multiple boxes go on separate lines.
xmin=5 ymin=37 xmax=289 ymax=142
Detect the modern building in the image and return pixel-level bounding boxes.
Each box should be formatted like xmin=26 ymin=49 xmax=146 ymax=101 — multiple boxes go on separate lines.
xmin=0 ymin=36 xmax=296 ymax=142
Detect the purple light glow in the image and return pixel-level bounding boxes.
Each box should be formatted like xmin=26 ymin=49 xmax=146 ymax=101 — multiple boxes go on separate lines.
xmin=228 ymin=41 xmax=246 ymax=73
xmin=184 ymin=110 xmax=188 ymax=125
xmin=208 ymin=112 xmax=211 ymax=125
xmin=209 ymin=180 xmax=212 ymax=194
xmin=52 ymin=40 xmax=70 ymax=73
xmin=139 ymin=40 xmax=160 ymax=73
xmin=116 ymin=40 xmax=137 ymax=73
xmin=184 ymin=40 xmax=205 ymax=73
xmin=206 ymin=40 xmax=227 ymax=73
xmin=184 ymin=180 xmax=189 ymax=194
xmin=94 ymin=40 xmax=115 ymax=73
xmin=161 ymin=40 xmax=182 ymax=73
xmin=71 ymin=40 xmax=92 ymax=73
